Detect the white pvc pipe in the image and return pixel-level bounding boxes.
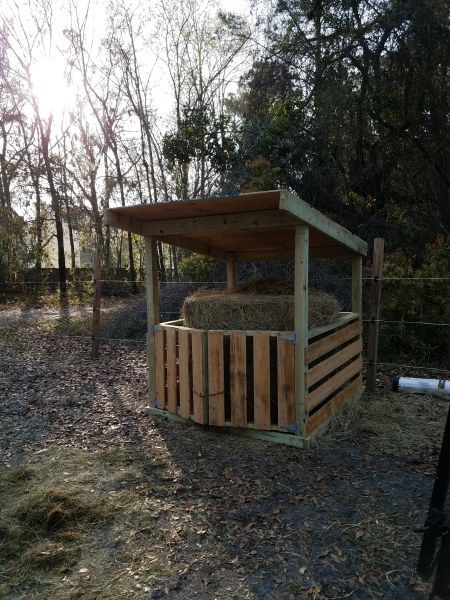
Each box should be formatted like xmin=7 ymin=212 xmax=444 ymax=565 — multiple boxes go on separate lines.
xmin=393 ymin=377 xmax=450 ymax=396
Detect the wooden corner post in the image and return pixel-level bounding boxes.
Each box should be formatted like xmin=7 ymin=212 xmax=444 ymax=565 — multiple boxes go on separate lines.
xmin=226 ymin=253 xmax=236 ymax=292
xmin=91 ymin=251 xmax=102 ymax=358
xmin=145 ymin=237 xmax=160 ymax=407
xmin=294 ymin=224 xmax=309 ymax=434
xmin=366 ymin=238 xmax=384 ymax=393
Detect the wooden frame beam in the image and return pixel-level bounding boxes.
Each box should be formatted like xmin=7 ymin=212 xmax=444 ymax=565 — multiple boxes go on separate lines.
xmin=154 ymin=235 xmax=228 ymax=261
xmin=105 ymin=209 xmax=142 ymax=235
xmin=235 ymin=245 xmax=355 ymax=262
xmin=141 ymin=209 xmax=295 ymax=236
xmin=280 ymin=191 xmax=368 ymax=256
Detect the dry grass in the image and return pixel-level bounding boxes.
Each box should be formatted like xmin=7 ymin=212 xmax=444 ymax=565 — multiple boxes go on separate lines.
xmin=0 ymin=447 xmax=174 ymax=599
xmin=317 ymin=390 xmax=448 ymax=456
xmin=182 ymin=277 xmax=340 ymax=331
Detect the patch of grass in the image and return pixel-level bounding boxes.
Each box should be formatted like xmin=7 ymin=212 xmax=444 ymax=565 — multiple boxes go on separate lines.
xmin=0 ymin=447 xmax=174 ymax=598
xmin=14 ymin=489 xmax=105 ymax=537
xmin=318 ymin=390 xmax=448 ymax=456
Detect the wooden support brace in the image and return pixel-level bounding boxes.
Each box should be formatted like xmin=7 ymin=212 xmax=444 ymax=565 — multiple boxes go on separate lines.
xmin=294 ymin=224 xmax=309 ymax=433
xmin=226 ymin=254 xmax=236 ymax=292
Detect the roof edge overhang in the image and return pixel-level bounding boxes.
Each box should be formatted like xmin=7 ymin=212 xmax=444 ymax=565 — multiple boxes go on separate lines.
xmin=105 ymin=189 xmax=367 ymax=258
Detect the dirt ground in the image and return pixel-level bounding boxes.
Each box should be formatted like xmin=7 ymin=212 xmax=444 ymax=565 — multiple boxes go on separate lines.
xmin=0 ymin=318 xmax=447 ymax=599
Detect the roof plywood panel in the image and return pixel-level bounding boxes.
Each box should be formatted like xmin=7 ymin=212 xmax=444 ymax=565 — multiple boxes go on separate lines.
xmin=109 ymin=190 xmax=281 ymax=221
xmin=105 ymin=189 xmax=367 ymax=257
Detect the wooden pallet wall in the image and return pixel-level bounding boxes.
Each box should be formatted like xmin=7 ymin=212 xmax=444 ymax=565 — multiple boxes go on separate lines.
xmin=154 ymin=324 xmax=296 ymax=431
xmin=155 ymin=315 xmax=363 ymax=439
xmin=305 ymin=318 xmax=363 ymax=435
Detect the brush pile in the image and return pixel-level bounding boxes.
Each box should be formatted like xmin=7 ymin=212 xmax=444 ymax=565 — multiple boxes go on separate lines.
xmin=182 ymin=276 xmax=340 ymax=331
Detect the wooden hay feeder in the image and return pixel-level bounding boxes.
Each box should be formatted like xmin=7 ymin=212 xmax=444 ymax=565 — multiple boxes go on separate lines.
xmin=106 ymin=190 xmax=367 ymax=448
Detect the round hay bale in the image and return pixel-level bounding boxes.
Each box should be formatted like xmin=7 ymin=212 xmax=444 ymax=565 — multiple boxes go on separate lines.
xmin=181 ymin=278 xmax=340 ymax=331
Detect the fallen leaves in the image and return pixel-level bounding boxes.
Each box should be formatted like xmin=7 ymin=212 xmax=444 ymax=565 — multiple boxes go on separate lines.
xmin=0 ymin=317 xmax=442 ymax=599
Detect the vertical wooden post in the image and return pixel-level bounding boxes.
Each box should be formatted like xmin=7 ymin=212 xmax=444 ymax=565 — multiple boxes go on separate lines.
xmin=226 ymin=253 xmax=236 ymax=292
xmin=91 ymin=251 xmax=101 ymax=358
xmin=366 ymin=238 xmax=384 ymax=393
xmin=351 ymin=255 xmax=363 ymax=315
xmin=294 ymin=224 xmax=309 ymax=434
xmin=145 ymin=237 xmax=160 ymax=407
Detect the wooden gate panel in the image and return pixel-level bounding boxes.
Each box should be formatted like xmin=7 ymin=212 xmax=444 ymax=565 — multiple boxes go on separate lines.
xmin=208 ymin=331 xmax=225 ymax=426
xmin=253 ymin=333 xmax=271 ymax=430
xmin=230 ymin=332 xmax=247 ymax=427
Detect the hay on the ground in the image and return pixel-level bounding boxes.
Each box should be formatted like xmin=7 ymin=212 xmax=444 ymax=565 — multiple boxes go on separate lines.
xmin=182 ymin=277 xmax=340 ymax=331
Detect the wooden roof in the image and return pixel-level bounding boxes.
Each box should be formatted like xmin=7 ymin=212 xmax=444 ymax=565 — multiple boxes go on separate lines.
xmin=105 ymin=189 xmax=367 ymax=260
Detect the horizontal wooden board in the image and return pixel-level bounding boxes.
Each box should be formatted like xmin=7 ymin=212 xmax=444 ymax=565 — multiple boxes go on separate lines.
xmin=306 ymin=357 xmax=363 ymax=412
xmin=306 ymin=338 xmax=362 ymax=388
xmin=108 ymin=190 xmax=282 ymax=221
xmin=306 ymin=319 xmax=362 ymax=363
xmin=306 ymin=376 xmax=363 ymax=435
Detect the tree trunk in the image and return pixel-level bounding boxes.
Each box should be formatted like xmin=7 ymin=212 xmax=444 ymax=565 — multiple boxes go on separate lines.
xmin=40 ymin=118 xmax=67 ymax=286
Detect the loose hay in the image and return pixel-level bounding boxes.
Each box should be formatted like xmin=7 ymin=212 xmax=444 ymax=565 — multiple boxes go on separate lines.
xmin=182 ymin=277 xmax=340 ymax=331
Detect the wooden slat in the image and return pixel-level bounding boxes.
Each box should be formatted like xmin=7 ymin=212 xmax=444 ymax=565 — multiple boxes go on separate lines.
xmin=307 ymin=357 xmax=363 ymax=411
xmin=166 ymin=327 xmax=178 ymax=414
xmin=306 ymin=376 xmax=363 ymax=435
xmin=230 ymin=332 xmax=247 ymax=427
xmin=253 ymin=333 xmax=271 ymax=430
xmin=306 ymin=320 xmax=362 ymax=363
xmin=306 ymin=338 xmax=362 ymax=388
xmin=178 ymin=329 xmax=190 ymax=419
xmin=155 ymin=329 xmax=165 ymax=409
xmin=142 ymin=209 xmax=295 ymax=236
xmin=191 ymin=331 xmax=208 ymax=424
xmin=208 ymin=332 xmax=225 ymax=425
xmin=277 ymin=337 xmax=295 ymax=427
xmin=308 ymin=312 xmax=358 ymax=341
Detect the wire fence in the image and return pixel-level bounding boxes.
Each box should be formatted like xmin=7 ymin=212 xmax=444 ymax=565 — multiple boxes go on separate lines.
xmin=0 ymin=271 xmax=448 ymax=375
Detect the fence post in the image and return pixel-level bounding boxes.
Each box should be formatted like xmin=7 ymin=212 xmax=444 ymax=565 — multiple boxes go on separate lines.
xmin=91 ymin=252 xmax=102 ymax=358
xmin=366 ymin=238 xmax=385 ymax=392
